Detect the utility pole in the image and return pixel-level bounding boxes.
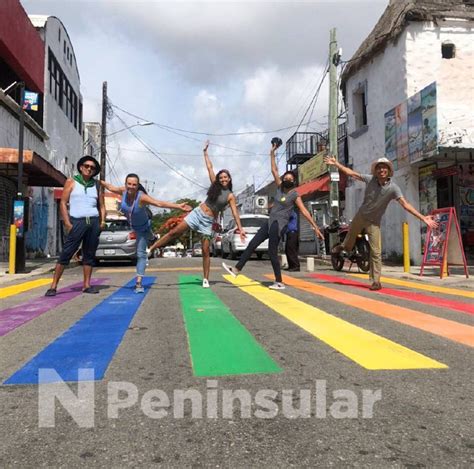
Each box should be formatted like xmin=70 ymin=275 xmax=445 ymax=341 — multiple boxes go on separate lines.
xmin=328 ymin=28 xmax=340 ymax=247
xmin=100 ymin=81 xmax=107 ymax=181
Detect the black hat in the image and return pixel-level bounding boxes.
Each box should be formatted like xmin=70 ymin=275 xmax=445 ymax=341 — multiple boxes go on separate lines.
xmin=77 ymin=156 xmax=101 ymax=177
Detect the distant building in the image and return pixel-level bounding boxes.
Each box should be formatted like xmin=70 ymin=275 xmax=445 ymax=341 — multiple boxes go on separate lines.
xmin=341 ymin=0 xmax=474 ymax=263
xmin=83 ymin=122 xmax=101 ymax=160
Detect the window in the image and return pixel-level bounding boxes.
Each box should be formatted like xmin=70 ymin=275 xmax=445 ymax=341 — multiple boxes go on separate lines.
xmin=63 ymin=40 xmax=66 ymax=53
xmin=352 ymin=81 xmax=368 ymax=133
xmin=58 ymin=28 xmax=61 ymax=42
xmin=67 ymin=47 xmax=70 ymax=60
xmin=442 ymin=42 xmax=455 ymax=59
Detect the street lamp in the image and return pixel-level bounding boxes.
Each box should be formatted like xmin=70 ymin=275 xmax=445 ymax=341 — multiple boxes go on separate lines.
xmin=107 ymin=121 xmax=153 ymax=137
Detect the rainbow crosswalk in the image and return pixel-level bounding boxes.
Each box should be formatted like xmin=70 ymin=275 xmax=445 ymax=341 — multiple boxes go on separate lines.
xmin=1 ymin=267 xmax=473 ymax=385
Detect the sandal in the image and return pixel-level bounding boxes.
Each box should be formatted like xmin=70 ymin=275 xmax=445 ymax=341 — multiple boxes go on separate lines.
xmin=83 ymin=286 xmax=100 ymax=294
xmin=45 ymin=288 xmax=57 ymax=297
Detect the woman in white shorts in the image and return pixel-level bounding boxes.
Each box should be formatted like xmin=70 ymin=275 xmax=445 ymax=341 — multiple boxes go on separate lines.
xmin=149 ymin=141 xmax=246 ymax=288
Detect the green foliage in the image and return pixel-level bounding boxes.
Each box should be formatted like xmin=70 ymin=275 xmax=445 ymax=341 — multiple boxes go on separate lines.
xmin=151 ymin=198 xmax=201 ymax=248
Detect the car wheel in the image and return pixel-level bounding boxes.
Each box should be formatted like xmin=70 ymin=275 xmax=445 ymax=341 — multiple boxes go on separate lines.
xmin=222 ymin=248 xmax=228 ymax=259
xmin=230 ymin=246 xmax=238 ymax=260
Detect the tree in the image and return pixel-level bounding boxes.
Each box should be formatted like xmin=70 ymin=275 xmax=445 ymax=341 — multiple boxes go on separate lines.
xmin=151 ymin=198 xmax=201 ymax=247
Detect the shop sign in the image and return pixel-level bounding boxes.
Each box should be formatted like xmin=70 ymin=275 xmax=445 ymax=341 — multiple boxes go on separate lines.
xmin=298 ymin=151 xmax=327 ymax=184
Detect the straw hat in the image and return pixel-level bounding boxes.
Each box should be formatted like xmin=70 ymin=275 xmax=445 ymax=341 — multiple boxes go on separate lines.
xmin=371 ymin=157 xmax=394 ymax=177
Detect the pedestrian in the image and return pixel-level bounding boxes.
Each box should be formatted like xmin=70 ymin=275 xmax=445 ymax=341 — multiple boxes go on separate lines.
xmin=323 ymin=155 xmax=438 ymax=290
xmin=45 ymin=156 xmax=105 ymax=296
xmin=101 ymin=174 xmax=192 ymax=293
xmin=285 ymin=209 xmax=300 ymax=271
xmin=222 ymin=141 xmax=324 ymax=290
xmin=148 ymin=141 xmax=246 ymax=288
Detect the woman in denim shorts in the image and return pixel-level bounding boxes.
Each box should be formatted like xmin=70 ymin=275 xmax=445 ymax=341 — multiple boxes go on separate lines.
xmin=149 ymin=141 xmax=247 ymax=288
xmin=101 ymin=174 xmax=191 ymax=292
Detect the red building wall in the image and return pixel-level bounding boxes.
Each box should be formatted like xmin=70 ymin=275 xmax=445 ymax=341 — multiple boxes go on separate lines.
xmin=0 ymin=0 xmax=44 ymax=93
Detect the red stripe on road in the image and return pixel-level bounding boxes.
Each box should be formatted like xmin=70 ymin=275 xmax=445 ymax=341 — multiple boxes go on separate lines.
xmin=308 ymin=273 xmax=474 ymax=316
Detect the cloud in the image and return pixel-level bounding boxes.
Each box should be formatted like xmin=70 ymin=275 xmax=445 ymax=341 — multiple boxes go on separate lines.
xmin=192 ymin=90 xmax=224 ymax=124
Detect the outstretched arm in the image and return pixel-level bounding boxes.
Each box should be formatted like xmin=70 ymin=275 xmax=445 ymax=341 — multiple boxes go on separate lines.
xmin=270 ymin=143 xmax=281 ymax=187
xmin=397 ymin=197 xmax=438 ymax=229
xmin=100 ymin=180 xmax=125 ymax=195
xmin=323 ymin=155 xmax=364 ymax=182
xmin=294 ymin=196 xmax=324 ymax=239
xmin=228 ymin=194 xmax=247 ymax=243
xmin=203 ymin=140 xmax=216 ymax=184
xmin=140 ymin=193 xmax=192 ymax=212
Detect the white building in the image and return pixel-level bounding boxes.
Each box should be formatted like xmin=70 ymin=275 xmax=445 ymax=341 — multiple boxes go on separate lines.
xmin=27 ymin=15 xmax=83 ymax=255
xmin=341 ymin=0 xmax=474 ymax=263
xmin=83 ymin=122 xmax=101 ymax=160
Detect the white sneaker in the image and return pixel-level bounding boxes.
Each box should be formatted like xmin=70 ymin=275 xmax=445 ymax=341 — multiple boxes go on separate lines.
xmin=222 ymin=262 xmax=238 ymax=278
xmin=269 ymin=282 xmax=285 ymax=290
xmin=202 ymin=278 xmax=210 ymax=288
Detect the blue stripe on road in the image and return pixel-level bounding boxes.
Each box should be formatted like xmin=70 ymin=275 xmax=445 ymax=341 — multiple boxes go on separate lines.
xmin=4 ymin=277 xmax=156 ymax=385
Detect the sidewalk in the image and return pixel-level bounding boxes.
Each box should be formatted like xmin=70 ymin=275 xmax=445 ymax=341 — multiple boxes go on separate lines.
xmin=0 ymin=258 xmax=60 ymax=285
xmin=301 ymin=255 xmax=473 ymax=290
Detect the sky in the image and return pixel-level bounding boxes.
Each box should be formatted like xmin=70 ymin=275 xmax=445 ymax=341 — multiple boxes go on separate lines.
xmin=22 ymin=0 xmax=389 ymax=203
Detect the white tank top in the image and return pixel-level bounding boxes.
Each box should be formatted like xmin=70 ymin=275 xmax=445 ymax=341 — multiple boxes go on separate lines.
xmin=69 ymin=180 xmax=99 ymax=218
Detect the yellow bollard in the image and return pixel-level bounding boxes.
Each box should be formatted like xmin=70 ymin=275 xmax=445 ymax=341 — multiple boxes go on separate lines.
xmin=8 ymin=224 xmax=16 ymax=275
xmin=403 ymin=222 xmax=410 ymax=273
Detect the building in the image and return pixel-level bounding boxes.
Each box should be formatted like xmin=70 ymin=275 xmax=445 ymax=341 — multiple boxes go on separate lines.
xmin=26 ymin=14 xmax=83 ymax=255
xmin=285 ymin=125 xmax=347 ymax=255
xmin=0 ymin=0 xmax=66 ymax=260
xmin=341 ymin=0 xmax=474 ymax=263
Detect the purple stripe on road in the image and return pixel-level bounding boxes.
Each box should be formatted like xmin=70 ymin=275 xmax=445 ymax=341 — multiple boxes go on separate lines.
xmin=0 ymin=278 xmax=108 ymax=337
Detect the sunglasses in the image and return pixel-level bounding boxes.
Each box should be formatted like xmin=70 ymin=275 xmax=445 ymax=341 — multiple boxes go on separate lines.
xmin=82 ymin=164 xmax=96 ymax=170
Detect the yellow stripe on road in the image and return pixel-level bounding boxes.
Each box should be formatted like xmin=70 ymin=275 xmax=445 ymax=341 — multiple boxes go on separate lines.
xmin=350 ymin=274 xmax=474 ymax=299
xmin=224 ymin=275 xmax=447 ymax=370
xmin=96 ymin=267 xmax=221 ymax=273
xmin=0 ymin=278 xmax=51 ymax=299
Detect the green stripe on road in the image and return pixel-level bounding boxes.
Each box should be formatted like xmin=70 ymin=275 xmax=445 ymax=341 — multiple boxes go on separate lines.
xmin=179 ymin=275 xmax=281 ymax=377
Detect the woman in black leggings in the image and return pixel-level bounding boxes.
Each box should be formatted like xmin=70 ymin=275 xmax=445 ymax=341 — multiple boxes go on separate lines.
xmin=222 ymin=141 xmax=324 ymax=290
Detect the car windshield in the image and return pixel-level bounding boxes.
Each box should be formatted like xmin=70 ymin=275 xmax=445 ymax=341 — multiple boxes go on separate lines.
xmin=105 ymin=220 xmax=130 ymax=231
xmin=163 ymin=247 xmax=176 ymax=253
xmin=240 ymin=218 xmax=268 ymax=228
xmin=194 ymin=244 xmax=202 ymax=249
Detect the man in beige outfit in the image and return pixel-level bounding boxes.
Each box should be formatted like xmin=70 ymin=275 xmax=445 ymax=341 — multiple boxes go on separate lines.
xmin=323 ymin=156 xmax=438 ymax=290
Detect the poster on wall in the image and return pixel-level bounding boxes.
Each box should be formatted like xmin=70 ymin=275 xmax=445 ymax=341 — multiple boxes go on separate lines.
xmin=395 ymin=102 xmax=409 ymax=167
xmin=384 ymin=108 xmax=397 ymax=161
xmin=421 ymin=82 xmax=437 ymax=157
xmin=458 ymin=163 xmax=474 ymax=256
xmin=385 ymin=82 xmax=437 ymax=166
xmin=407 ymin=92 xmax=423 ymax=163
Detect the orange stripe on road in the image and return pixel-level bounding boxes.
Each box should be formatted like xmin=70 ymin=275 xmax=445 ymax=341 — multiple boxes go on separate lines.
xmin=267 ymin=275 xmax=474 ymax=348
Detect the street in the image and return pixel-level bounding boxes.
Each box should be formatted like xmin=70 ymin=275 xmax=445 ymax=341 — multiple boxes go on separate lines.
xmin=0 ymin=257 xmax=473 ymax=467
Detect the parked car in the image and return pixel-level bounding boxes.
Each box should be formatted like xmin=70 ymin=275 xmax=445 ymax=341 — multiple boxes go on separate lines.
xmin=211 ymin=232 xmax=223 ymax=257
xmin=185 ymin=249 xmax=193 ymax=258
xmin=221 ymin=214 xmax=269 ymax=260
xmin=96 ymin=219 xmax=137 ymax=265
xmin=162 ymin=246 xmax=178 ymax=258
xmin=192 ymin=242 xmax=203 ymax=257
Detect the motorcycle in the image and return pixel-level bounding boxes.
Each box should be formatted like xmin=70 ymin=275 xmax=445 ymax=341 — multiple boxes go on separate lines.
xmin=325 ymin=219 xmax=370 ymax=273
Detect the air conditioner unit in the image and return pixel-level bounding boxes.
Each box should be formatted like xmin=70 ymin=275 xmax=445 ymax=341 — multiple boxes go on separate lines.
xmin=255 ymin=195 xmax=268 ymax=209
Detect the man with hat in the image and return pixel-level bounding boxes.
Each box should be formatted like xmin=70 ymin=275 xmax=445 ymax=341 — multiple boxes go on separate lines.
xmin=323 ymin=155 xmax=438 ymax=290
xmin=45 ymin=155 xmax=105 ymax=296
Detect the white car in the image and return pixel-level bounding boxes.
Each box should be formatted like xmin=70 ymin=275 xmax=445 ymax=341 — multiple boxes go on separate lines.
xmin=162 ymin=246 xmax=178 ymax=258
xmin=221 ymin=214 xmax=269 ymax=260
xmin=211 ymin=232 xmax=223 ymax=257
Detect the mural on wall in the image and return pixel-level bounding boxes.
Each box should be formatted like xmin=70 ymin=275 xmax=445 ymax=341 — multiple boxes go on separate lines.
xmin=385 ymin=82 xmax=437 ymax=168
xmin=26 ymin=188 xmax=49 ymax=253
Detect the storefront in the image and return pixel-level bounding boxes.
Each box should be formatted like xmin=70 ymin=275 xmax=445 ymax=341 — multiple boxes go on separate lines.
xmin=418 ymin=162 xmax=474 ymax=261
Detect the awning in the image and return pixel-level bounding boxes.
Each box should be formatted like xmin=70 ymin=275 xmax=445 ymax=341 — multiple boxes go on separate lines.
xmin=0 ymin=148 xmax=66 ymax=187
xmin=296 ymin=174 xmax=330 ymax=197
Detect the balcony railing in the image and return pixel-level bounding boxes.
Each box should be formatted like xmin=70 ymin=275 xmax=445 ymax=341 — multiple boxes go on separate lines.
xmin=286 ymin=123 xmax=347 ymax=165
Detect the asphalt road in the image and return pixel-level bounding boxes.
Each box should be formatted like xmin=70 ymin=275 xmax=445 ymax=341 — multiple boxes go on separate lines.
xmin=0 ymin=257 xmax=473 ymax=468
